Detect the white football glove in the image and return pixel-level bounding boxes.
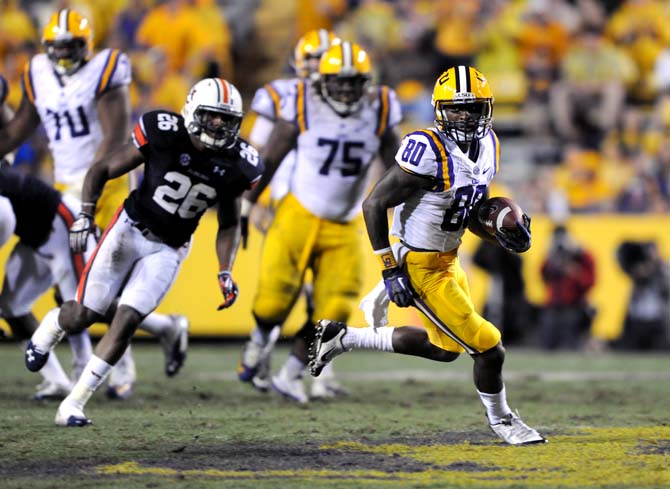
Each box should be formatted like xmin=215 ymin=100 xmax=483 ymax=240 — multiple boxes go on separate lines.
xmin=69 ymin=212 xmax=95 ymax=253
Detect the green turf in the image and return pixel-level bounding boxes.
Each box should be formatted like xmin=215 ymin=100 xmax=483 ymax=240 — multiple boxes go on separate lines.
xmin=1 ymin=342 xmax=669 ymax=488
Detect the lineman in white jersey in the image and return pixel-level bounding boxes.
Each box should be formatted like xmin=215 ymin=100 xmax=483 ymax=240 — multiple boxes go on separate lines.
xmin=240 ymin=41 xmax=402 ymax=403
xmin=0 ymin=9 xmax=189 ymax=397
xmin=309 ymin=66 xmax=545 ymax=445
xmin=241 ymin=29 xmax=346 ymax=398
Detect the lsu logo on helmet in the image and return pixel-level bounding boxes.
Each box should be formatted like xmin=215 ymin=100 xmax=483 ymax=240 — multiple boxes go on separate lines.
xmin=432 ymin=66 xmax=493 ymax=143
xmin=42 ymin=9 xmax=93 ymax=76
xmin=318 ymin=41 xmax=372 ymax=116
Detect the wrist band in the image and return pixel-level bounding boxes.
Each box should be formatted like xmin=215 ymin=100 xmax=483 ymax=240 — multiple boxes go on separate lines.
xmin=374 ymin=247 xmax=397 ymax=270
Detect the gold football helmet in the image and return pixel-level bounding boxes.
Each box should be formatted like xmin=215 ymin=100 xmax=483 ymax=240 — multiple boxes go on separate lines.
xmin=319 ymin=41 xmax=371 ymax=116
xmin=432 ymin=66 xmax=493 ymax=143
xmin=293 ymin=29 xmax=339 ymax=80
xmin=42 ymin=9 xmax=93 ymax=75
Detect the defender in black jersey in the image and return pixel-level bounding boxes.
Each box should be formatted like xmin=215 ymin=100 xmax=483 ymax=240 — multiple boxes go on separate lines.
xmin=1 ymin=165 xmax=85 ymax=399
xmin=25 ymin=78 xmax=262 ymax=427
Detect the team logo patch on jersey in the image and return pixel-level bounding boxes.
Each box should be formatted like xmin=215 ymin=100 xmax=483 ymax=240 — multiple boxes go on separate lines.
xmin=179 ymin=154 xmax=191 ymax=166
xmin=213 ymin=166 xmax=226 ymax=176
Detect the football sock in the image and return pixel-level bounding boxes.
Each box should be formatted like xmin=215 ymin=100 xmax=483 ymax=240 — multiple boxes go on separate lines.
xmin=281 ymin=354 xmax=306 ymax=380
xmin=478 ymin=385 xmax=512 ymax=424
xmin=32 ymin=307 xmax=66 ymax=353
xmin=137 ymin=313 xmax=173 ymax=336
xmin=67 ymin=331 xmax=93 ymax=369
xmin=251 ymin=324 xmax=280 ymax=347
xmin=19 ymin=340 xmax=71 ymax=387
xmin=318 ymin=362 xmax=336 ymax=380
xmin=64 ymin=355 xmax=112 ymax=411
xmin=342 ymin=326 xmax=394 ymax=352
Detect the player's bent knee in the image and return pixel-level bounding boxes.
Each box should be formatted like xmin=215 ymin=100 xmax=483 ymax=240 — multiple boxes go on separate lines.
xmin=59 ymin=300 xmax=99 ymax=333
xmin=474 ymin=343 xmax=505 ymax=369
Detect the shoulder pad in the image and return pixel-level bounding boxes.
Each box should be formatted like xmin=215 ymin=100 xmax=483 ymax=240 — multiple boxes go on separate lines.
xmin=233 ymin=138 xmax=264 ymax=187
xmin=95 ymin=49 xmax=132 ymax=97
xmin=395 ymin=129 xmax=453 ymax=185
xmin=132 ymin=110 xmax=183 ymax=149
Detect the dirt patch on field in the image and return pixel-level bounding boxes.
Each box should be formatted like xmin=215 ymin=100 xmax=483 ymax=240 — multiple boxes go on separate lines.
xmin=3 ymin=433 xmax=498 ymax=479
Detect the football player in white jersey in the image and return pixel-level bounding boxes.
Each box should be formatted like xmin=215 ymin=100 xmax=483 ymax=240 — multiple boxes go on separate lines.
xmin=241 ymin=29 xmax=347 ymax=398
xmin=0 ymin=9 xmax=188 ymax=398
xmin=309 ymin=66 xmax=546 ymax=445
xmin=240 ymin=41 xmax=402 ymax=403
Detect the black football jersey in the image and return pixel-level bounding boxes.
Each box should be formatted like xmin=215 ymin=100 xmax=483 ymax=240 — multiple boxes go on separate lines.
xmin=0 ymin=165 xmax=61 ymax=248
xmin=125 ymin=110 xmax=264 ymax=247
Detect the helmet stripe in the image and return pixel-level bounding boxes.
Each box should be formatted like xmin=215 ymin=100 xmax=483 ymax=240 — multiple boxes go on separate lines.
xmin=219 ymin=78 xmax=230 ymax=104
xmin=457 ymin=65 xmax=469 ymax=93
xmin=317 ymin=29 xmax=330 ymax=51
xmin=59 ymin=9 xmax=70 ymax=33
xmin=341 ymin=41 xmax=353 ymax=71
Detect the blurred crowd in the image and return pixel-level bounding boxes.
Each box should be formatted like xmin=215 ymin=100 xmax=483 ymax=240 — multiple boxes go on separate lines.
xmin=1 ymin=0 xmax=669 ymax=214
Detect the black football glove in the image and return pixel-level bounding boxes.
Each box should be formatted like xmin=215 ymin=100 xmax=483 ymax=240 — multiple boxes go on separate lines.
xmin=495 ymin=213 xmax=531 ymax=253
xmin=382 ymin=266 xmax=415 ymax=308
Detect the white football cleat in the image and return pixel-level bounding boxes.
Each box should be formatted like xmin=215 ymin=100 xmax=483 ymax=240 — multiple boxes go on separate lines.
xmin=310 ymin=364 xmax=349 ymax=399
xmin=238 ymin=326 xmax=280 ymax=385
xmin=55 ymin=403 xmax=92 ymax=427
xmin=271 ymin=369 xmax=308 ymax=404
xmin=309 ymin=320 xmax=349 ymax=377
xmin=162 ymin=314 xmax=189 ymax=377
xmin=489 ymin=411 xmax=547 ymax=445
xmin=32 ymin=380 xmax=71 ymax=401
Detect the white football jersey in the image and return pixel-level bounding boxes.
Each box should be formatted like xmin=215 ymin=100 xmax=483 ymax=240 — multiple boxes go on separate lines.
xmin=391 ymin=127 xmax=501 ymax=252
xmin=21 ymin=49 xmax=131 ymax=185
xmin=250 ymin=78 xmax=299 ymax=202
xmin=280 ymin=81 xmax=402 ymax=222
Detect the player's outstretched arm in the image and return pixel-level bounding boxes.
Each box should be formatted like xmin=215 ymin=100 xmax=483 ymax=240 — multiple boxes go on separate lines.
xmin=363 ymin=165 xmax=431 ymax=250
xmin=363 ymin=165 xmax=430 ymax=307
xmin=94 ymin=85 xmax=131 ymax=161
xmin=0 ymin=95 xmax=40 ymax=158
xmin=215 ymin=198 xmax=241 ymax=310
xmin=81 ymin=142 xmax=144 ymax=210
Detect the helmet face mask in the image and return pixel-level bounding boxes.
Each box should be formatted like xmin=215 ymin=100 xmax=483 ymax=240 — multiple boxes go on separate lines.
xmin=193 ymin=106 xmax=242 ymax=149
xmin=435 ymin=99 xmax=492 ymax=143
xmin=318 ymin=41 xmax=372 ymax=117
xmin=45 ymin=38 xmax=88 ymax=75
xmin=321 ymin=73 xmax=371 ymax=116
xmin=182 ymin=78 xmax=244 ymax=150
xmin=432 ymin=66 xmax=494 ymax=144
xmin=42 ymin=9 xmax=92 ymax=76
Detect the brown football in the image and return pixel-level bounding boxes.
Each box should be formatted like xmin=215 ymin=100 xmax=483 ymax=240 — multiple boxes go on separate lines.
xmin=478 ymin=196 xmax=525 ymax=235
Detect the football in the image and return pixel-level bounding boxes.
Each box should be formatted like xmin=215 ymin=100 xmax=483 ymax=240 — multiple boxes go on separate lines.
xmin=478 ymin=196 xmax=525 ymax=235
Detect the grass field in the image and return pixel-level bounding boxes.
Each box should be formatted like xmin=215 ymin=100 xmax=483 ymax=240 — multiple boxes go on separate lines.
xmin=1 ymin=341 xmax=669 ymax=488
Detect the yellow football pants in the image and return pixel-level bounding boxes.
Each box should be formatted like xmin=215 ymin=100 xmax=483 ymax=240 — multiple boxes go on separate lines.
xmin=56 ymin=175 xmax=129 ymax=231
xmin=405 ymin=250 xmax=501 ymax=354
xmin=252 ymin=193 xmax=362 ymax=325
